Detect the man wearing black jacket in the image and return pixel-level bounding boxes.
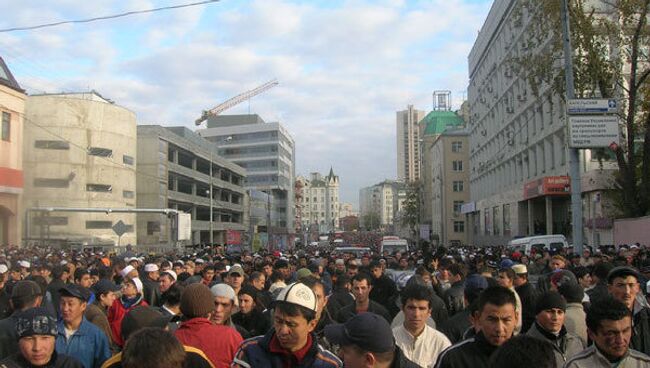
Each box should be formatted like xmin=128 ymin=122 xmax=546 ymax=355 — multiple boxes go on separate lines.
xmin=512 ymin=264 xmax=539 ymax=333
xmin=369 ymin=261 xmax=398 ymax=317
xmin=336 ymin=273 xmax=391 ymax=323
xmin=434 ymin=286 xmax=517 ymax=368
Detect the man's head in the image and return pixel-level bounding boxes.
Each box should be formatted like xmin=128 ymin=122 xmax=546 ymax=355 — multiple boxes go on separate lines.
xmin=511 ymin=264 xmax=528 ymax=287
xmin=586 ymin=296 xmax=633 ymax=361
xmin=122 ymin=328 xmax=185 ymax=368
xmin=122 ymin=278 xmax=143 ymax=298
xmin=74 ymin=268 xmax=92 ymax=288
xmin=210 ymin=283 xmax=236 ymax=324
xmin=59 ymin=284 xmax=90 ymax=325
xmin=92 ymin=279 xmax=121 ymax=309
xmin=488 ymin=335 xmax=557 ymax=368
xmin=549 ymin=255 xmax=566 ymax=271
xmin=448 ymin=263 xmax=466 ymax=283
xmin=181 ymin=283 xmax=216 ymax=319
xmin=272 ymin=282 xmax=319 ymax=352
xmin=144 ymin=263 xmax=160 ymax=281
xmin=201 ymin=265 xmax=215 ymax=282
xmin=325 ymin=313 xmax=395 ymax=368
xmin=496 ymin=268 xmax=515 ymax=289
xmin=476 ymin=286 xmax=517 ymax=347
xmin=274 ymin=259 xmax=291 ymax=280
xmin=607 ymin=266 xmax=640 ymax=310
xmin=299 ymin=277 xmax=327 ymax=321
xmin=227 ymin=265 xmax=245 ymax=290
xmin=238 ymin=285 xmax=258 ymax=315
xmin=10 ymin=280 xmax=43 ymax=311
xmin=15 ymin=307 xmax=58 ymax=366
xmin=400 ymin=283 xmax=432 ymax=334
xmin=120 ymin=265 xmax=139 ymax=280
xmin=535 ymin=291 xmax=567 ymax=334
xmin=158 ymin=271 xmax=177 ymax=293
xmin=249 ymin=271 xmax=266 ymax=291
xmin=351 ymin=273 xmax=373 ymax=304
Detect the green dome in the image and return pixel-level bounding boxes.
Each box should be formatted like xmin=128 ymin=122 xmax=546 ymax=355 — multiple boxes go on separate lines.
xmin=421 ymin=111 xmax=465 ymax=136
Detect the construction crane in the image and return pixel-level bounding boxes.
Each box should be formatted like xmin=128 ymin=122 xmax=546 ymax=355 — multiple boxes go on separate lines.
xmin=195 ymin=79 xmax=279 ymax=125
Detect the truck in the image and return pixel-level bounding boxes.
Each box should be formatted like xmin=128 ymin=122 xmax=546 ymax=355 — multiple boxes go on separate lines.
xmin=380 ymin=236 xmax=409 ymax=255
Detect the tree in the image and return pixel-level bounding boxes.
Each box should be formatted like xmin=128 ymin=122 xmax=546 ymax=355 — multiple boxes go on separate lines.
xmin=509 ymin=0 xmax=650 ymax=217
xmin=400 ymin=181 xmax=420 ymax=241
xmin=362 ymin=212 xmax=381 ymax=231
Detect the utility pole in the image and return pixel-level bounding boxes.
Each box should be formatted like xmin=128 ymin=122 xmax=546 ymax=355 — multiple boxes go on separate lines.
xmin=561 ymin=0 xmax=584 ymax=254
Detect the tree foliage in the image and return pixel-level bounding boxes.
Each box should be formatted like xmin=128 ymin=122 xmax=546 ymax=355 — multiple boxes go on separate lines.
xmin=400 ymin=181 xmax=420 ymax=240
xmin=509 ymin=0 xmax=650 ymax=217
xmin=362 ymin=212 xmax=380 ymax=231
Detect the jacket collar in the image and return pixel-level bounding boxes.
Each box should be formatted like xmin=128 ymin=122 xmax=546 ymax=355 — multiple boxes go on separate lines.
xmin=529 ymin=321 xmax=566 ymax=341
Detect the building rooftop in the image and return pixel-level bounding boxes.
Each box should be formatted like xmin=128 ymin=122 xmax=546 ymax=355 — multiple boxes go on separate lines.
xmin=422 ymin=111 xmax=465 ymax=136
xmin=0 ymin=56 xmax=23 ymax=93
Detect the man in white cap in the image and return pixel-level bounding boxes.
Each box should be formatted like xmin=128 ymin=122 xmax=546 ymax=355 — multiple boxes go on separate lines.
xmin=158 ymin=270 xmax=177 ymax=294
xmin=210 ymin=283 xmax=249 ymax=338
xmin=142 ymin=263 xmax=161 ymax=306
xmin=232 ymin=282 xmax=342 ymax=368
xmin=119 ymin=265 xmax=138 ymax=281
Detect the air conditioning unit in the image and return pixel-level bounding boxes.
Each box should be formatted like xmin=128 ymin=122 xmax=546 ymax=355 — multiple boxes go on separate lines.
xmin=517 ymin=94 xmax=526 ymax=102
xmin=505 ymin=70 xmax=513 ymax=78
xmin=506 ymin=107 xmax=514 ymax=113
xmin=487 ymin=86 xmax=493 ymax=93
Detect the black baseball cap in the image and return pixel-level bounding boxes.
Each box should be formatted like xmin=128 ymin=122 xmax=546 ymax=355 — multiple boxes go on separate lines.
xmin=92 ymin=279 xmax=121 ymax=296
xmin=59 ymin=284 xmax=91 ymax=302
xmin=324 ymin=312 xmax=394 ymax=353
xmin=607 ymin=266 xmax=641 ymax=284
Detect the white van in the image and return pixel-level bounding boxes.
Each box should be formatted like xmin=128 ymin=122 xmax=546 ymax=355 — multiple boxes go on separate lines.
xmin=507 ymin=235 xmax=569 ymax=255
xmin=380 ymin=237 xmax=409 ymax=254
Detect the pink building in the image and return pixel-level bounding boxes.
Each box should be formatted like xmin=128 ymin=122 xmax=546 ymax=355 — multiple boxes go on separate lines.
xmin=0 ymin=56 xmax=26 ymax=245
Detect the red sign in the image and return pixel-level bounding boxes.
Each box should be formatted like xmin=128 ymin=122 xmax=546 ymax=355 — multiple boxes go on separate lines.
xmin=226 ymin=230 xmax=242 ymax=245
xmin=523 ymin=176 xmax=570 ymax=200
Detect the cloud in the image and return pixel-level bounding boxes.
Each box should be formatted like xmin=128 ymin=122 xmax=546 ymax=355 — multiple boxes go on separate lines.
xmin=2 ymin=0 xmax=492 ymax=206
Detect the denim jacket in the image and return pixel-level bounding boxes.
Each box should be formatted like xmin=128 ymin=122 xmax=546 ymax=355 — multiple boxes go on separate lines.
xmin=55 ymin=317 xmax=111 ymax=368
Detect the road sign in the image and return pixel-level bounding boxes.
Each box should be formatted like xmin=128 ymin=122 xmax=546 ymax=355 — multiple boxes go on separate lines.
xmin=568 ymin=116 xmax=620 ymax=148
xmin=112 ymin=220 xmax=128 ymax=237
xmin=567 ymin=99 xmax=618 ymax=114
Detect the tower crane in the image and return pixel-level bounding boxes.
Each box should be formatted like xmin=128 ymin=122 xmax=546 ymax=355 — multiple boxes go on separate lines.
xmin=195 ymin=79 xmax=279 ymax=125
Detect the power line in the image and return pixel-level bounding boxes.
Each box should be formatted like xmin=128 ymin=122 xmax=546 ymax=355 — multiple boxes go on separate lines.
xmin=0 ymin=0 xmax=220 ymax=33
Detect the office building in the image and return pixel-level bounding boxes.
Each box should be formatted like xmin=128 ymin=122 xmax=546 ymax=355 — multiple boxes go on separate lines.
xmin=0 ymin=57 xmax=26 ymax=245
xmin=136 ymin=126 xmax=246 ymax=247
xmin=23 ymin=92 xmax=137 ymax=247
xmin=465 ymin=0 xmax=617 ymax=246
xmin=359 ymin=180 xmax=406 ymax=231
xmin=198 ymin=114 xmax=296 ymax=248
xmin=396 ymin=105 xmax=426 ymax=182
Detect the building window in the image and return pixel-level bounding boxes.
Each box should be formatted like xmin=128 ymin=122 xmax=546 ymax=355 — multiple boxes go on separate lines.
xmin=34 ymin=140 xmax=70 ymax=150
xmin=88 ymin=147 xmax=113 ymax=157
xmin=123 ymin=190 xmax=135 ymax=199
xmin=123 ymin=155 xmax=134 ymax=165
xmin=453 ymin=221 xmax=465 ymax=233
xmin=147 ymin=221 xmax=161 ymax=235
xmin=452 ymin=181 xmax=464 ymax=192
xmin=87 ymin=184 xmax=112 ymax=192
xmin=34 ymin=178 xmax=69 ymax=188
xmin=86 ymin=221 xmax=112 ymax=229
xmin=452 ymin=161 xmax=463 ymax=172
xmin=453 ymin=201 xmax=464 ymax=213
xmin=451 ymin=141 xmax=463 ymax=152
xmin=1 ymin=112 xmax=9 ymax=141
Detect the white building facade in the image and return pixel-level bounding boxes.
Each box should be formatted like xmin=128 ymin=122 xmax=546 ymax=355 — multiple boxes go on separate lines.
xmin=296 ymin=169 xmax=340 ymax=233
xmin=465 ymin=0 xmax=618 ymax=246
xmin=359 ymin=180 xmax=406 ymax=231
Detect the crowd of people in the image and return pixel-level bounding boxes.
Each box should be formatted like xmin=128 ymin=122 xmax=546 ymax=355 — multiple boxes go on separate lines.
xmin=0 ymin=242 xmax=649 ymax=368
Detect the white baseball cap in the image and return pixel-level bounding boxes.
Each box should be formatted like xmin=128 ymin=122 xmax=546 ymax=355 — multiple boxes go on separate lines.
xmin=275 ymin=282 xmax=318 ymax=312
xmin=161 ymin=270 xmax=177 ymax=281
xmin=18 ymin=260 xmax=30 ymax=268
xmin=131 ymin=277 xmax=143 ymax=293
xmin=0 ymin=264 xmax=7 ymax=274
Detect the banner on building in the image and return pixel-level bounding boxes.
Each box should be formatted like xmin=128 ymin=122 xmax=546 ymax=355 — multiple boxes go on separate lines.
xmin=523 ymin=176 xmax=570 ymax=200
xmin=226 ymin=230 xmax=242 ymax=245
xmin=419 ymin=224 xmax=431 ymax=240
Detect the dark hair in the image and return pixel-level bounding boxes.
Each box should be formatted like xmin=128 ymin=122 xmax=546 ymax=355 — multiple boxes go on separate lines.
xmin=74 ymin=268 xmax=90 ymax=282
xmin=249 ymin=271 xmax=264 ymax=282
xmin=351 ymin=273 xmax=372 ymax=286
xmin=592 ymin=262 xmax=614 ymax=281
xmin=201 ymin=265 xmax=215 ymax=275
xmin=122 ymin=328 xmax=186 ymax=368
xmin=300 ymin=276 xmax=324 ymax=291
xmin=31 ymin=276 xmax=48 ymax=297
xmin=415 ymin=266 xmax=430 ymax=278
xmin=586 ymin=296 xmax=632 ymax=333
xmin=334 ymin=274 xmax=351 ymax=289
xmin=269 ymin=270 xmax=284 ymax=283
xmin=498 ymin=268 xmax=516 ymax=280
xmin=400 ymin=282 xmax=433 ymax=308
xmin=489 ymin=335 xmax=557 ymax=368
xmin=51 ymin=265 xmax=67 ymax=280
xmin=572 ymin=266 xmax=589 ymax=280
xmin=274 ymin=301 xmax=316 ymax=322
xmin=347 ymin=344 xmax=394 ymax=364
xmin=448 ymin=263 xmax=466 ymax=279
xmin=97 ymin=266 xmax=112 ymax=280
xmin=162 ymin=283 xmax=184 ymax=307
xmin=478 ymin=286 xmax=517 ymax=313
xmin=369 ymin=260 xmax=382 ymax=270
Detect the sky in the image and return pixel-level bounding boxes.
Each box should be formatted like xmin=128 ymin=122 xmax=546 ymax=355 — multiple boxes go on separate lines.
xmin=1 ymin=0 xmax=493 ymax=208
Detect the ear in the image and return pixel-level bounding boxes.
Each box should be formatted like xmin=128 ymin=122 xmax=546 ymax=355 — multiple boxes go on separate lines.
xmin=587 ymin=328 xmax=596 ymax=342
xmin=366 ymin=352 xmax=377 ymax=365
xmin=307 ymin=318 xmax=318 ymax=333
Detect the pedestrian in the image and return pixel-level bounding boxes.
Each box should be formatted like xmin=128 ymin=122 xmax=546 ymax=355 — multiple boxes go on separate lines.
xmin=141 ymin=263 xmax=161 ymax=307
xmin=56 ymin=284 xmax=111 ymax=368
xmin=107 ymin=278 xmax=147 ymax=348
xmin=393 ymin=283 xmax=451 ymax=368
xmin=488 ymin=335 xmax=557 ymax=368
xmin=232 ymin=282 xmax=342 ymax=368
xmin=525 ymin=291 xmax=584 ymax=367
xmin=564 ymin=296 xmax=650 ymax=367
xmin=325 ymin=312 xmax=419 ymax=368
xmin=434 ymin=286 xmax=518 ymax=368
xmin=210 ymin=283 xmax=251 ymax=338
xmin=0 ymin=307 xmax=83 ymax=368
xmin=336 ymin=273 xmax=391 ymax=323
xmin=512 ymin=264 xmax=539 ymax=333
xmin=174 ymin=283 xmax=243 ymax=368
xmin=0 ymin=280 xmax=43 ymax=360
xmin=85 ymin=279 xmax=121 ymax=353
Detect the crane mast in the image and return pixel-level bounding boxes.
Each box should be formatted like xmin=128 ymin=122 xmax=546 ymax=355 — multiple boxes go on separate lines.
xmin=195 ymin=79 xmax=279 ymax=125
